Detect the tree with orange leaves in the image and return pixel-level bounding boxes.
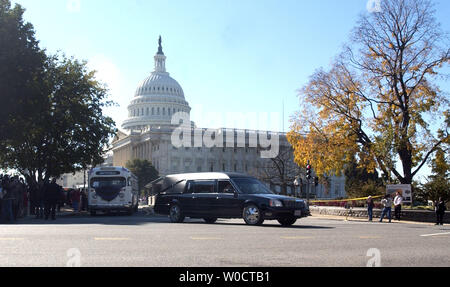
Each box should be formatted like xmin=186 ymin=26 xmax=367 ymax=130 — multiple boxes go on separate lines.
xmin=288 ymin=0 xmax=449 ymax=185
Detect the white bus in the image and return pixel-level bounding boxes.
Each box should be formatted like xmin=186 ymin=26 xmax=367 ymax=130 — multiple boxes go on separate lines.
xmin=88 ymin=167 xmax=139 ymax=216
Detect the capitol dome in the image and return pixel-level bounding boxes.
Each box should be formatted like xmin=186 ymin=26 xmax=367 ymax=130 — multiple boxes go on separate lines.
xmin=122 ymin=37 xmax=191 ymax=131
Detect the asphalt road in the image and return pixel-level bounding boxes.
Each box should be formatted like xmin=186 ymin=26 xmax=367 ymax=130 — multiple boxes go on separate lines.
xmin=1 ymin=211 xmax=449 ymax=267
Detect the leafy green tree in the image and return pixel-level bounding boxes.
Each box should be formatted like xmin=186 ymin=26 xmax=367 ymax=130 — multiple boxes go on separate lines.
xmin=421 ymin=148 xmax=450 ymax=202
xmin=126 ymin=159 xmax=159 ymax=195
xmin=1 ymin=54 xmax=117 ymax=186
xmin=344 ymin=158 xmax=384 ymax=199
xmin=0 ymin=0 xmax=46 ymax=141
xmin=0 ymin=2 xmax=117 ymax=185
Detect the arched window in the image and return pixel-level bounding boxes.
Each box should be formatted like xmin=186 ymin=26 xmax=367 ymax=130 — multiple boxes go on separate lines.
xmin=163 ymin=108 xmax=165 ymax=116
xmin=152 ymin=107 xmax=154 ymax=115
xmin=157 ymin=107 xmax=160 ymax=115
xmin=146 ymin=107 xmax=149 ymax=116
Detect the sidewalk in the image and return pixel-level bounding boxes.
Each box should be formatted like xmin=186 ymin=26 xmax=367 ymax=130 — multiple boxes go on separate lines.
xmin=23 ymin=206 xmax=88 ymax=219
xmin=311 ymin=213 xmax=436 ymax=226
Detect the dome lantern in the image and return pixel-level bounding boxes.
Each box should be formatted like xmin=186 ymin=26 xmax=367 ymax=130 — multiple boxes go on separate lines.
xmin=154 ymin=36 xmax=167 ymax=73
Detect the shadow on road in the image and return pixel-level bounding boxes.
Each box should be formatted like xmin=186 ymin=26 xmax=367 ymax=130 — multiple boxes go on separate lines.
xmin=184 ymin=221 xmax=335 ymax=229
xmin=13 ymin=212 xmax=334 ymax=229
xmin=15 ymin=211 xmax=167 ymax=226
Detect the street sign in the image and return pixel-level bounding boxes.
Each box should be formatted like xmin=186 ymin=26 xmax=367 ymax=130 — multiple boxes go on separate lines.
xmin=386 ymin=184 xmax=412 ymax=203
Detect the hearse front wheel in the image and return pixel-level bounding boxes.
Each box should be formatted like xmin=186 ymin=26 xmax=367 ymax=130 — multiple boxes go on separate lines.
xmin=243 ymin=204 xmax=264 ymax=226
xmin=278 ymin=217 xmax=297 ymax=227
xmin=169 ymin=204 xmax=185 ymax=223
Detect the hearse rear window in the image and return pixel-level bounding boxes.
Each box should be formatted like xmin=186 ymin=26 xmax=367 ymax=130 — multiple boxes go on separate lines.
xmin=188 ymin=181 xmax=216 ymax=194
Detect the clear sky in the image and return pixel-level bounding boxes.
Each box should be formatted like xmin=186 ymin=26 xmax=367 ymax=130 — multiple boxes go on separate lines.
xmin=10 ymin=0 xmax=450 ymax=179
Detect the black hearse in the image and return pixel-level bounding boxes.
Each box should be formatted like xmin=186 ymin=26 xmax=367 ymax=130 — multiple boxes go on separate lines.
xmin=150 ymin=172 xmax=310 ymax=226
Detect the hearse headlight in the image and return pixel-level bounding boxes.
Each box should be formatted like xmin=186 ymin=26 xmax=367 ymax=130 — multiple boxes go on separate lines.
xmin=269 ymin=199 xmax=283 ymax=207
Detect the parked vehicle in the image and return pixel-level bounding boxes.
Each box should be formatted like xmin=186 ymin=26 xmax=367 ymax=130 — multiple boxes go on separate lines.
xmin=88 ymin=167 xmax=139 ymax=216
xmin=151 ymin=172 xmax=310 ymax=226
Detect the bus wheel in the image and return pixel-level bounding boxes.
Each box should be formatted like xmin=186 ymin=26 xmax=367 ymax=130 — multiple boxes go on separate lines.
xmin=90 ymin=210 xmax=97 ymax=216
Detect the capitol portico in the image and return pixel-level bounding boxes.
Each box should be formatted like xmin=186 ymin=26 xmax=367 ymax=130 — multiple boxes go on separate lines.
xmin=111 ymin=37 xmax=347 ymax=198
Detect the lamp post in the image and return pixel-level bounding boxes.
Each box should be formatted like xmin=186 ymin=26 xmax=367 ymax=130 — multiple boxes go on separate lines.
xmin=294 ymin=176 xmax=302 ymax=198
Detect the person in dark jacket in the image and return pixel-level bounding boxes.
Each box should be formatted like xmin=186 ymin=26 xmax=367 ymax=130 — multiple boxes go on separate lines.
xmin=44 ymin=179 xmax=61 ymax=220
xmin=435 ymin=198 xmax=447 ymax=226
xmin=1 ymin=176 xmax=15 ymax=223
xmin=367 ymin=196 xmax=375 ymax=222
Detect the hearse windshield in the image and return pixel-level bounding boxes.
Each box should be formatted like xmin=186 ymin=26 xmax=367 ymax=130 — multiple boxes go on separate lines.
xmin=90 ymin=177 xmax=126 ymax=189
xmin=232 ymin=178 xmax=273 ymax=195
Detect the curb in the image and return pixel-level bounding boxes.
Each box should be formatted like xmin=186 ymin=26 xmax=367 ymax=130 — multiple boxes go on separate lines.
xmin=311 ymin=213 xmax=435 ymax=226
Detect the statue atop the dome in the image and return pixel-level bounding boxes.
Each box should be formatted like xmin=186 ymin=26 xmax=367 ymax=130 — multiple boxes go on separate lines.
xmin=157 ymin=36 xmax=164 ymax=55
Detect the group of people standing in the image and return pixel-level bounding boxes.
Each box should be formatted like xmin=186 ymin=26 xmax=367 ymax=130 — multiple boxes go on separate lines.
xmin=366 ymin=192 xmax=447 ymax=225
xmin=1 ymin=174 xmax=87 ymax=223
xmin=0 ymin=175 xmax=27 ymax=223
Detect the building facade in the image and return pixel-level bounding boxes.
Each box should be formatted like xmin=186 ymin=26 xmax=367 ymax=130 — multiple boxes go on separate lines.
xmin=112 ymin=38 xmax=346 ymax=198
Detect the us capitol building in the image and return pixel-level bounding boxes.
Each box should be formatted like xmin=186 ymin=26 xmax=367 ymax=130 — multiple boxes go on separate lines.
xmin=110 ymin=38 xmax=346 ymax=198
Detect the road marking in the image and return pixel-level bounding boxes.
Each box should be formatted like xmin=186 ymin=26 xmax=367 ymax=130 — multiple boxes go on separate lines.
xmin=190 ymin=237 xmax=222 ymax=240
xmin=94 ymin=237 xmax=131 ymax=241
xmin=281 ymin=236 xmax=314 ymax=240
xmin=420 ymin=232 xmax=450 ymax=237
xmin=359 ymin=236 xmax=382 ymax=239
xmin=0 ymin=238 xmax=25 ymax=241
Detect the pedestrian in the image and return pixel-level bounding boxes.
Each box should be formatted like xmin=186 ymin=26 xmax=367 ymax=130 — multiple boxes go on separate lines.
xmin=81 ymin=189 xmax=88 ymax=211
xmin=71 ymin=188 xmax=81 ymax=212
xmin=367 ymin=196 xmax=375 ymax=222
xmin=1 ymin=176 xmax=15 ymax=223
xmin=435 ymin=197 xmax=447 ymax=226
xmin=379 ymin=194 xmax=392 ymax=223
xmin=44 ymin=179 xmax=60 ymax=220
xmin=36 ymin=182 xmax=45 ymax=219
xmin=394 ymin=191 xmax=403 ymax=221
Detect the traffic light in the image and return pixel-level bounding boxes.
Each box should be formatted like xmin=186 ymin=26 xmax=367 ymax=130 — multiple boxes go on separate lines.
xmin=306 ymin=163 xmax=312 ymax=180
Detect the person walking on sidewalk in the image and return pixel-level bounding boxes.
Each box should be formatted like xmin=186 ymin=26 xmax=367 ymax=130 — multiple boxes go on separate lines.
xmin=44 ymin=179 xmax=60 ymax=220
xmin=435 ymin=198 xmax=447 ymax=226
xmin=379 ymin=194 xmax=392 ymax=223
xmin=367 ymin=196 xmax=375 ymax=222
xmin=394 ymin=191 xmax=403 ymax=221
